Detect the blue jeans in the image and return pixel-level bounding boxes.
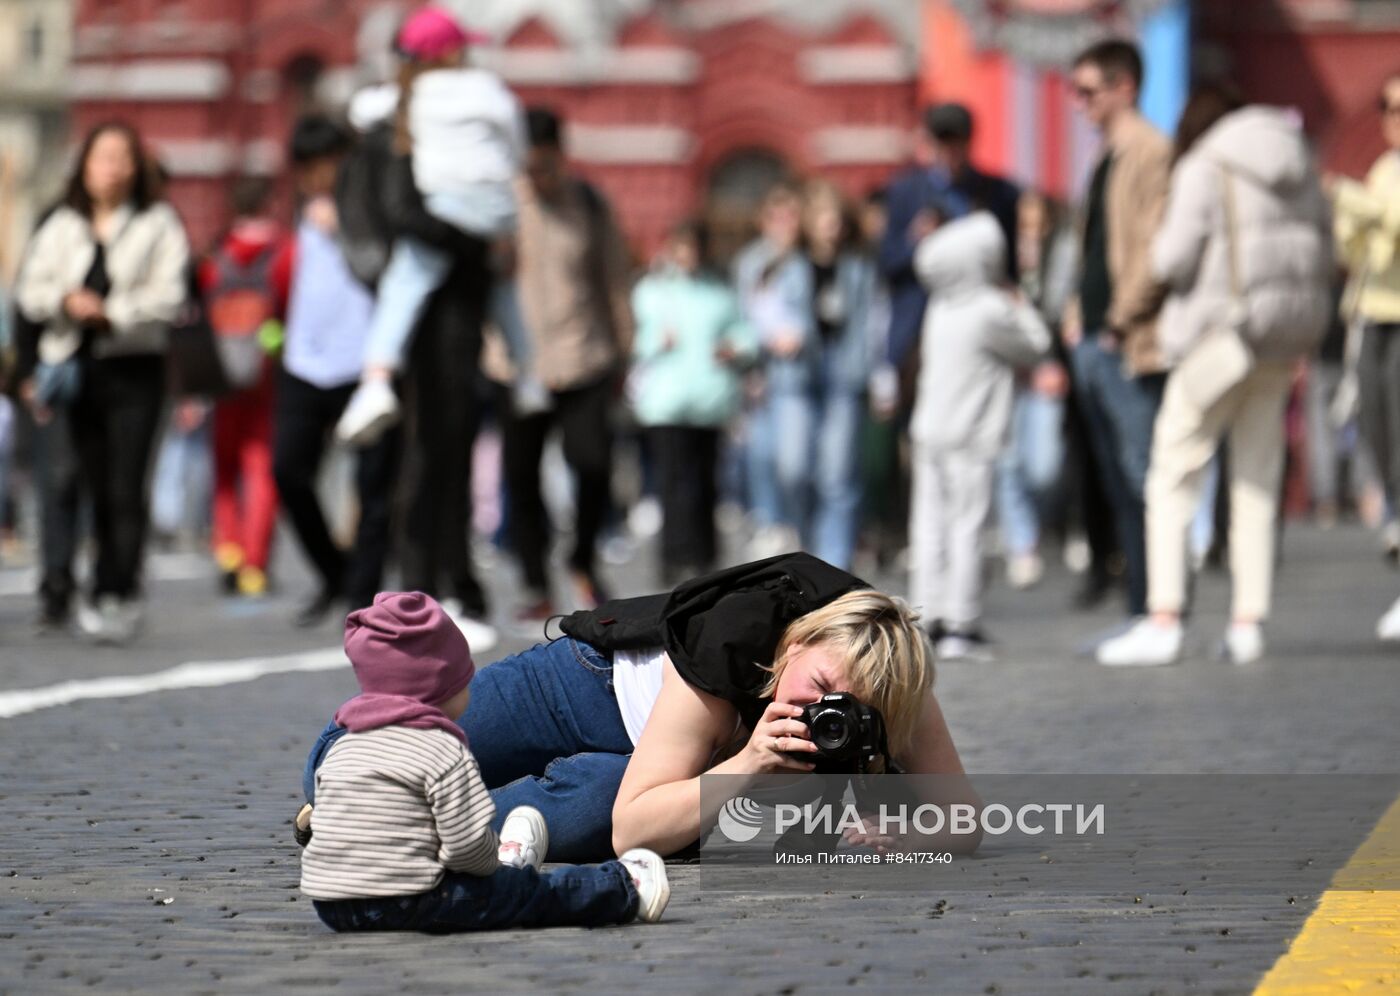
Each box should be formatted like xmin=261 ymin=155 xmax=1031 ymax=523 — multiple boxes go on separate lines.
xmin=1071 ymin=336 xmax=1165 ymax=616
xmin=764 ymin=387 xmax=864 ymax=569
xmin=744 ymin=399 xmax=782 ymax=529
xmin=366 ymin=188 xmax=518 ymax=373
xmin=150 ymin=421 xmax=212 ymax=538
xmin=365 ymin=235 xmax=453 ymax=370
xmin=996 ymin=390 xmax=1066 ymax=557
xmin=305 ymin=638 xmax=634 ymax=862
xmin=313 ymin=862 xmax=638 ymax=933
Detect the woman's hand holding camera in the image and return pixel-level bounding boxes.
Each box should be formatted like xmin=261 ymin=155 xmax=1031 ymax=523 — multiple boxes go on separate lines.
xmin=740 ymin=702 xmax=819 ymax=774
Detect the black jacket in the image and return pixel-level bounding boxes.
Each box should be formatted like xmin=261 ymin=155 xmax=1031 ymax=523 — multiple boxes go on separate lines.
xmin=560 ymin=553 xmax=869 ymax=731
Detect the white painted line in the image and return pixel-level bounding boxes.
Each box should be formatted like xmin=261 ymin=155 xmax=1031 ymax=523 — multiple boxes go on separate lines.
xmin=0 ymin=647 xmax=348 ymax=720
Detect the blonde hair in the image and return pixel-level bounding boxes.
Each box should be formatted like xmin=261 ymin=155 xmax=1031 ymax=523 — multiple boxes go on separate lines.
xmin=759 ymin=589 xmax=934 ymax=761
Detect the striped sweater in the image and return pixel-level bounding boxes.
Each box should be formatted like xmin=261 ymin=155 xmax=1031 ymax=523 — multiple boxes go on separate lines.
xmin=300 ymin=726 xmax=499 ymax=900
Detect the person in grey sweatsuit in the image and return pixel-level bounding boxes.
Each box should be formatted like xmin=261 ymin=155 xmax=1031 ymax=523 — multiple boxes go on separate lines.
xmin=908 ymin=212 xmax=1051 ymax=660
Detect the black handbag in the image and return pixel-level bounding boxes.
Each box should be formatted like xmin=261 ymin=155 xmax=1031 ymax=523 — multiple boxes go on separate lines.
xmin=164 ymin=270 xmax=232 ymax=398
xmin=165 ymin=295 xmax=232 ymax=398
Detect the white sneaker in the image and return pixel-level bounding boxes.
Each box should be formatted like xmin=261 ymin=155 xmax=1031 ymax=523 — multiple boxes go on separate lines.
xmin=75 ymin=598 xmax=104 ymax=640
xmin=748 ymin=525 xmax=798 ymax=561
xmin=1006 ymin=553 xmax=1044 ymax=590
xmin=1378 ymin=597 xmax=1400 ymax=641
xmin=498 ymin=805 xmax=548 ymax=871
xmin=1095 ymin=618 xmax=1183 ymax=667
xmin=936 ymin=633 xmax=995 ymax=663
xmin=77 ymin=595 xmax=139 ymax=645
xmin=618 ymin=848 xmax=671 ymax=923
xmin=1221 ymin=622 xmax=1264 ymax=664
xmin=441 ymin=598 xmax=500 ymax=655
xmin=335 ymin=381 xmax=401 ymax=446
xmin=627 ymin=496 xmax=663 ymax=539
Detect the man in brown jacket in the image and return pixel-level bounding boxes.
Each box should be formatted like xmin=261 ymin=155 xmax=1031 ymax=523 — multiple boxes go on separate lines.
xmin=483 ymin=106 xmax=634 ymax=621
xmin=1065 ymin=38 xmax=1171 ymax=623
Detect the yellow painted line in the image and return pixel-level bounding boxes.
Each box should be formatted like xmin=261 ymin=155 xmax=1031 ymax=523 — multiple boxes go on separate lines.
xmin=1254 ymin=794 xmax=1400 ymax=995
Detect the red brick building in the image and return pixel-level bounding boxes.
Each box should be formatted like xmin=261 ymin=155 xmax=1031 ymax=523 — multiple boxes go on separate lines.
xmin=70 ymin=0 xmax=922 ymax=259
xmin=1197 ymin=0 xmax=1400 ymax=177
xmin=67 ymin=0 xmax=1400 ymax=260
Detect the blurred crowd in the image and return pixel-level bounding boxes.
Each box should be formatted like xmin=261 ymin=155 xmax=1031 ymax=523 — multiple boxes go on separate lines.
xmin=0 ymin=9 xmax=1397 ymax=666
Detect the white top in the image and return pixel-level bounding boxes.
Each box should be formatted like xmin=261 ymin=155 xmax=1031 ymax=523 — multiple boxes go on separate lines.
xmin=409 ymin=68 xmax=527 ymax=197
xmin=613 ymin=646 xmax=668 ymax=747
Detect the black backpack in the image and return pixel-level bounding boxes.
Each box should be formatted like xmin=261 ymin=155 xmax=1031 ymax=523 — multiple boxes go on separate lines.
xmin=559 ymin=553 xmax=869 ymax=730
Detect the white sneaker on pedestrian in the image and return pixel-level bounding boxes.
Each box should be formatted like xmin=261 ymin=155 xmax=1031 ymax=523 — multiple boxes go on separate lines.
xmin=75 ymin=598 xmax=103 ymax=640
xmin=748 ymin=525 xmax=798 ymax=561
xmin=1095 ymin=618 xmax=1183 ymax=667
xmin=1378 ymin=597 xmax=1400 ymax=641
xmin=498 ymin=805 xmax=549 ymax=871
xmin=335 ymin=380 xmax=401 ymax=446
xmin=1006 ymin=553 xmax=1044 ymax=590
xmin=627 ymin=496 xmax=663 ymax=540
xmin=78 ymin=595 xmax=139 ymax=645
xmin=1221 ymin=622 xmax=1264 ymax=664
xmin=441 ymin=598 xmax=500 ymax=655
xmin=936 ymin=633 xmax=995 ymax=663
xmin=618 ymin=848 xmax=671 ymax=923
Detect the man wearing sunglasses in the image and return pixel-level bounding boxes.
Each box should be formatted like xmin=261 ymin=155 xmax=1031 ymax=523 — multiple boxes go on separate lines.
xmin=1063 ymin=38 xmax=1172 ymax=629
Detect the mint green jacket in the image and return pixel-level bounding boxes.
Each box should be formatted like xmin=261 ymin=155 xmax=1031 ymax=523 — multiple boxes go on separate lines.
xmin=629 ymin=270 xmax=757 ymax=427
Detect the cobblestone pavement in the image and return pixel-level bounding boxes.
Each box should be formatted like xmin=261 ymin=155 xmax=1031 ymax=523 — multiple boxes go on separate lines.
xmin=2 ymin=524 xmax=1397 ymax=995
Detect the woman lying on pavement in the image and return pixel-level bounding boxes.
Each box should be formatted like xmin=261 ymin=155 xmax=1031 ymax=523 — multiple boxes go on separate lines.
xmin=300 ymin=553 xmax=980 ymax=862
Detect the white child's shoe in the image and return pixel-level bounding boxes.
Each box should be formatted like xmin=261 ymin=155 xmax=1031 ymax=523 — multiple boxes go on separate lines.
xmin=498 ymin=805 xmax=549 ymax=871
xmin=335 ymin=380 xmax=401 ymax=446
xmin=1221 ymin=622 xmax=1265 ymax=664
xmin=618 ymin=848 xmax=671 ymax=923
xmin=1095 ymin=617 xmax=1183 ymax=667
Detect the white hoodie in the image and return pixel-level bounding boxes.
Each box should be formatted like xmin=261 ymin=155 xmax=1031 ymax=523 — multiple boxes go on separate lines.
xmin=352 ymin=69 xmax=527 ymax=197
xmin=910 ymin=212 xmax=1051 ymax=456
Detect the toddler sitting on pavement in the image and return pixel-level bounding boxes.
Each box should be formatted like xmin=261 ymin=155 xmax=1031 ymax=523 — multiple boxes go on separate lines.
xmin=299 ymin=591 xmax=670 ymax=930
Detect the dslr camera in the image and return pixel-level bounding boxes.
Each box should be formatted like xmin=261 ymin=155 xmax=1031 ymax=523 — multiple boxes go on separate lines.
xmin=795 ymin=692 xmax=891 ymax=773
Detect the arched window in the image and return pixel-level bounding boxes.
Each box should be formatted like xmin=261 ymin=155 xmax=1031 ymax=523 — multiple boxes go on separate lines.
xmin=705 ymin=149 xmax=791 ymax=265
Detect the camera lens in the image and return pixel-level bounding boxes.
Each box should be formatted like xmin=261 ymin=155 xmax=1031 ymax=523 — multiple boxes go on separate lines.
xmin=811 ymin=709 xmax=848 ymax=751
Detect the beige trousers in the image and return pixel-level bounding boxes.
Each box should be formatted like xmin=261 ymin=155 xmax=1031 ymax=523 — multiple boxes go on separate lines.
xmin=1146 ymin=361 xmax=1294 ymax=621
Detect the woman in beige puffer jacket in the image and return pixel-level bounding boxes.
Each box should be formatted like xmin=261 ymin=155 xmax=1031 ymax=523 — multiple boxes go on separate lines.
xmin=1096 ymin=85 xmax=1331 ymax=668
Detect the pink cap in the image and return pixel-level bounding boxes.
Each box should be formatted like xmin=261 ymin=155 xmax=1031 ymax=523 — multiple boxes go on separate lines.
xmin=344 ymin=591 xmax=475 ymax=702
xmin=396 ymin=6 xmax=491 ymax=61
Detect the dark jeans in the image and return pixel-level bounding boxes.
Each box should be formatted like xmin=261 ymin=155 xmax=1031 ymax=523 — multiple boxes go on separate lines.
xmin=272 ymin=369 xmax=399 ymax=608
xmin=34 ymin=404 xmax=82 ymax=614
xmin=313 ymin=862 xmax=638 ymax=933
xmin=70 ymin=354 xmax=165 ymax=599
xmin=1071 ymin=336 xmax=1165 ymax=616
xmin=306 ymin=638 xmax=633 ymax=863
xmin=650 ymin=425 xmax=719 ymax=576
xmin=1065 ymin=354 xmax=1121 ymax=583
xmin=499 ymin=376 xmax=613 ymax=595
xmin=398 ymin=297 xmax=487 ymax=616
xmin=1358 ymin=322 xmax=1400 ymax=505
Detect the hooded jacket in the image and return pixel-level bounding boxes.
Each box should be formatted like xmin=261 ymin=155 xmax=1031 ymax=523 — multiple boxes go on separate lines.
xmin=909 ymin=212 xmax=1051 ymax=456
xmin=1152 ymin=106 xmax=1332 ymax=365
